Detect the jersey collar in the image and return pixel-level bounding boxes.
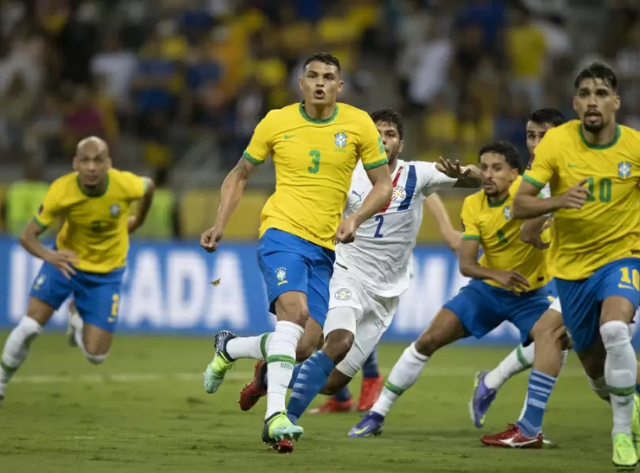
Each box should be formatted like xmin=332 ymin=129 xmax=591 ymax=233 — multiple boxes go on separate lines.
xmin=579 ymin=123 xmax=621 ymax=150
xmin=299 ymin=101 xmax=339 ymax=124
xmin=76 ymin=173 xmax=110 ymax=197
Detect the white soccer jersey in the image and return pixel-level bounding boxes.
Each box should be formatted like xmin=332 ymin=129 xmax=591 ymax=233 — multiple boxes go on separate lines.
xmin=336 ymin=159 xmax=457 ymax=298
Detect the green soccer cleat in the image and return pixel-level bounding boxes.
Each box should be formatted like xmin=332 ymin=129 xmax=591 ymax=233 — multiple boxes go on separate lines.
xmin=262 ymin=412 xmax=304 ymax=446
xmin=612 ymin=432 xmax=639 ymax=470
xmin=632 ymin=394 xmax=640 ymax=455
xmin=202 ymin=331 xmax=236 ymax=394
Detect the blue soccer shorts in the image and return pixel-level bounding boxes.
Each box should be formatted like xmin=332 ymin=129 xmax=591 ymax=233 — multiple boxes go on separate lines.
xmin=29 ymin=261 xmax=125 ymax=332
xmin=257 ymin=228 xmax=335 ymax=326
xmin=444 ymin=279 xmax=554 ymax=343
xmin=555 ymin=257 xmax=640 ymax=352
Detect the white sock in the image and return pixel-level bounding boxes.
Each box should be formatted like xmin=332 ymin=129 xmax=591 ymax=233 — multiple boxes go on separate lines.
xmin=484 ymin=344 xmax=533 ymax=391
xmin=371 ymin=342 xmax=428 ymax=417
xmin=518 ymin=349 xmax=570 ymax=421
xmin=601 ymin=321 xmax=637 ymax=435
xmin=589 ymin=375 xmax=611 ymax=402
xmin=226 ymin=333 xmax=273 ymax=361
xmin=265 ymin=321 xmax=303 ymax=419
xmin=73 ymin=325 xmax=108 ymax=365
xmin=1 ymin=317 xmax=44 ymax=388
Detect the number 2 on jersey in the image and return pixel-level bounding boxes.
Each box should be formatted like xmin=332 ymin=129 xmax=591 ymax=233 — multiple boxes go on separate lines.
xmin=374 ymin=215 xmax=384 ymax=238
xmin=308 ymin=150 xmax=321 ymax=174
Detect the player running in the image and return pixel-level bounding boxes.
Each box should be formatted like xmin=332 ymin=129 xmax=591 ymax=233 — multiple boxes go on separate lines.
xmin=513 ymin=62 xmax=640 ymax=469
xmin=0 ymin=137 xmax=155 ymax=402
xmin=350 ymin=141 xmax=556 ymax=439
xmin=199 ymin=53 xmax=393 ymax=449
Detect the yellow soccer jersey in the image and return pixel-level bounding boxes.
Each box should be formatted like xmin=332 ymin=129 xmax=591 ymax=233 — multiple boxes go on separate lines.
xmin=524 ymin=120 xmax=640 ymax=280
xmin=243 ymin=102 xmax=388 ymax=250
xmin=461 ymin=177 xmax=549 ymax=290
xmin=34 ymin=168 xmax=146 ymax=273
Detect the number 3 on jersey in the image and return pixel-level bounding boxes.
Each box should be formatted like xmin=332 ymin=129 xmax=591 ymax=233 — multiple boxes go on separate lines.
xmin=374 ymin=215 xmax=384 ymax=238
xmin=308 ymin=150 xmax=321 ymax=174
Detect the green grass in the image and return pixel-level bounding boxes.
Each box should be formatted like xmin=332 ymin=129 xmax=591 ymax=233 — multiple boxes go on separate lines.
xmin=0 ymin=334 xmax=620 ymax=472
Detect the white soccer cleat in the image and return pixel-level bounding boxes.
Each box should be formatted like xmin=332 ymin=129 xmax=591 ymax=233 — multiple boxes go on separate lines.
xmin=66 ymin=301 xmax=83 ymax=347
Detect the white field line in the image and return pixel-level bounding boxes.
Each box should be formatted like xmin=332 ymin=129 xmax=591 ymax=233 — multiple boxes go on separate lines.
xmin=11 ymin=368 xmax=589 ymax=385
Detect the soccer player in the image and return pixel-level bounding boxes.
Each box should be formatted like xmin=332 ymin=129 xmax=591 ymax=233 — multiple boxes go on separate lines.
xmin=0 ymin=137 xmax=154 ymax=403
xmin=350 ymin=141 xmax=555 ymax=438
xmin=513 ymin=62 xmax=640 ymax=469
xmin=312 ymin=193 xmax=463 ymax=414
xmin=199 ymin=53 xmax=393 ymax=448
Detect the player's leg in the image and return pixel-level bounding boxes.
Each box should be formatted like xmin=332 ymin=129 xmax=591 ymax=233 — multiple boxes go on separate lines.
xmin=0 ymin=262 xmax=72 ymax=401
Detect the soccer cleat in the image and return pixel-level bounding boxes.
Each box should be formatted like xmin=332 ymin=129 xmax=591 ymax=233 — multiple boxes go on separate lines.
xmin=481 ymin=424 xmax=543 ymax=449
xmin=469 ymin=370 xmax=497 ymax=428
xmin=262 ymin=411 xmax=304 ymax=451
xmin=309 ymin=397 xmax=353 ymax=414
xmin=66 ymin=300 xmax=82 ymax=347
xmin=632 ymin=394 xmax=640 ymax=454
xmin=612 ymin=432 xmax=639 ymax=470
xmin=203 ymin=331 xmax=236 ymax=394
xmin=357 ymin=376 xmax=384 ymax=412
xmin=348 ymin=412 xmax=385 ymax=438
xmin=238 ymin=361 xmax=267 ymax=411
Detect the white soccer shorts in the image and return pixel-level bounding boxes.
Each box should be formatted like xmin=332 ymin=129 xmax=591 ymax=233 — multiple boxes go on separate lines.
xmin=323 ymin=265 xmax=399 ymax=378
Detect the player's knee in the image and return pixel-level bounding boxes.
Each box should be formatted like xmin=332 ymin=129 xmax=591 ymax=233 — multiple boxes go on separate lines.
xmin=323 ymin=330 xmax=354 ymax=363
xmin=530 ymin=318 xmax=565 ymax=344
xmin=277 ymin=300 xmax=309 ymax=327
xmin=600 ymin=320 xmax=631 ymax=349
xmin=414 ymin=331 xmax=439 ymax=357
xmin=295 ymin=340 xmax=315 ymax=362
xmin=84 ymin=351 xmax=108 ymax=365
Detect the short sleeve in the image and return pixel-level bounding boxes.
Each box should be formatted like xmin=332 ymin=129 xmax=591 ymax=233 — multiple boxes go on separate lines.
xmin=34 ymin=184 xmax=62 ymax=229
xmin=523 ymin=133 xmax=555 ymax=189
xmin=119 ymin=171 xmax=146 ymax=200
xmin=358 ymin=115 xmax=388 ymax=170
xmin=460 ymin=197 xmax=481 ymax=241
xmin=243 ymin=112 xmax=275 ymax=165
xmin=415 ymin=162 xmax=458 ymax=197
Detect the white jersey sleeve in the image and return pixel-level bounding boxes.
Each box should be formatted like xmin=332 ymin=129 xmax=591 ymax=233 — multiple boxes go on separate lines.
xmin=414 ymin=162 xmax=458 ymax=197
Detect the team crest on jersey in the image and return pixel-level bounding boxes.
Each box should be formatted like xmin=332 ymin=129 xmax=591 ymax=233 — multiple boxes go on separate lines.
xmin=334 ymin=288 xmax=352 ymax=300
xmin=618 ymin=161 xmax=632 ymax=179
xmin=33 ymin=275 xmax=46 ymax=290
xmin=503 ymin=206 xmax=512 ymax=220
xmin=110 ymin=204 xmax=121 ymax=217
xmin=391 ymin=186 xmax=406 ymax=202
xmin=276 ymin=267 xmax=288 ymax=286
xmin=334 ymin=132 xmax=348 ymax=149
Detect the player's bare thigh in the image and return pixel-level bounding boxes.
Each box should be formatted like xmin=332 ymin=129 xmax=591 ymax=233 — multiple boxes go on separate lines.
xmin=27 ymin=297 xmax=56 ymax=326
xmin=600 ymin=295 xmax=636 ymax=326
xmin=529 ymin=308 xmax=570 ymax=349
xmin=414 ymin=308 xmax=466 ymax=357
xmin=275 ymin=291 xmax=310 ymax=326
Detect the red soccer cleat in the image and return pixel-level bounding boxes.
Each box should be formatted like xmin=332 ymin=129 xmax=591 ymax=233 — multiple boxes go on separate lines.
xmin=308 ymin=397 xmax=354 ymax=414
xmin=272 ymin=439 xmax=294 ymax=454
xmin=481 ymin=424 xmax=543 ymax=449
xmin=357 ymin=376 xmax=384 ymax=412
xmin=238 ymin=361 xmax=267 ymax=411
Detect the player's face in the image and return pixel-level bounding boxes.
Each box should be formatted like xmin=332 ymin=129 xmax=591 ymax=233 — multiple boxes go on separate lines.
xmin=526 ymin=121 xmax=554 ymax=157
xmin=573 ymin=78 xmax=620 ymax=133
xmin=375 ymin=121 xmax=403 ymax=165
xmin=480 ymin=152 xmax=518 ymax=198
xmin=299 ymin=61 xmax=343 ymax=107
xmin=74 ymin=152 xmax=111 ymax=189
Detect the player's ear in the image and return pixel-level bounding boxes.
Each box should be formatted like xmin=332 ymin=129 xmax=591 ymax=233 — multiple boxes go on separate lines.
xmin=337 ymin=80 xmax=344 ymax=93
xmin=398 ymin=140 xmax=404 ymax=154
xmin=298 ymin=76 xmax=304 ymax=92
xmin=614 ymin=94 xmax=621 ymax=112
xmin=572 ymin=96 xmax=579 ymax=114
xmin=72 ymin=156 xmax=78 ymax=171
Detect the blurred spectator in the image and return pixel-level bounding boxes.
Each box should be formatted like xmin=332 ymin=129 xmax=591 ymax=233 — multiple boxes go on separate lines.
xmin=56 ymin=1 xmax=99 ymax=85
xmin=277 ymin=4 xmax=313 ymax=71
xmin=0 ymin=21 xmax=46 ymax=95
xmin=317 ymin=4 xmax=360 ymax=72
xmin=63 ymin=85 xmax=105 ymax=153
xmin=133 ymin=166 xmax=179 ymax=239
xmin=616 ymin=20 xmax=640 ymax=109
xmin=456 ymin=95 xmax=494 ymax=164
xmin=421 ymin=94 xmax=457 ymax=160
xmin=0 ymin=73 xmax=35 ymax=159
xmin=28 ymin=94 xmax=64 ymax=162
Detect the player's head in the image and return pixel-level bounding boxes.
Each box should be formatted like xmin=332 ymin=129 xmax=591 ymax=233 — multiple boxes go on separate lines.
xmin=573 ymin=62 xmax=620 ymax=133
xmin=299 ymin=52 xmax=343 ymax=107
xmin=371 ymin=108 xmax=403 ymax=165
xmin=478 ymin=141 xmax=521 ymax=198
xmin=526 ymin=108 xmax=565 ymax=157
xmin=74 ymin=136 xmax=111 ymax=189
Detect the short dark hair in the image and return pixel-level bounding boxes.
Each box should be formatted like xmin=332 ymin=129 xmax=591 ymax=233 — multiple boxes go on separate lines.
xmin=528 ymin=108 xmax=565 ymax=127
xmin=303 ymin=52 xmax=341 ymax=73
xmin=370 ymin=108 xmax=404 ymax=140
xmin=574 ymin=62 xmax=617 ymax=91
xmin=478 ymin=141 xmax=522 ymax=173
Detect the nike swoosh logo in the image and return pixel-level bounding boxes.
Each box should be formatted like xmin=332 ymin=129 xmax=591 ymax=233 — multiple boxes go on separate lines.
xmin=498 ymin=437 xmax=538 ymax=447
xmin=568 ymin=164 xmax=578 ymax=168
xmin=352 ymin=426 xmax=371 ymax=435
xmin=284 ymin=134 xmax=296 ymax=139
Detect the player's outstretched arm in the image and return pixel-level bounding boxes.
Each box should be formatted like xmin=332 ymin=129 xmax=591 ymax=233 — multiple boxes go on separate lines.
xmin=424 ymin=193 xmax=461 ymax=252
xmin=128 ymin=177 xmax=155 ymax=234
xmin=513 ymin=179 xmax=589 ymax=219
xmin=435 ymin=158 xmax=483 ymax=188
xmin=201 ymin=157 xmax=257 ymax=252
xmin=20 ymin=220 xmax=78 ymax=279
xmin=336 ymin=164 xmax=392 ymax=244
xmin=459 ymin=239 xmax=530 ymax=292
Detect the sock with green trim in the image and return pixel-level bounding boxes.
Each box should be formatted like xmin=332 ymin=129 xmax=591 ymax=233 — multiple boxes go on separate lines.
xmin=601 ymin=321 xmax=637 ymax=435
xmin=226 ymin=333 xmax=272 ymax=361
xmin=286 ymin=350 xmax=336 ymax=423
xmin=265 ymin=321 xmax=303 ymax=419
xmin=371 ymin=342 xmax=428 ymax=417
xmin=484 ymin=343 xmax=533 ymax=391
xmin=1 ymin=316 xmax=43 ymax=391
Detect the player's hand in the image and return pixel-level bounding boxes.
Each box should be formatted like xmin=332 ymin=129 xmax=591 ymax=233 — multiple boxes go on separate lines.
xmin=493 ymin=270 xmax=530 ymax=293
xmin=127 ymin=215 xmax=139 ymax=234
xmin=558 ymin=179 xmax=590 ymax=210
xmin=336 ymin=216 xmax=358 ymax=244
xmin=46 ymin=250 xmax=78 ymax=280
xmin=201 ymin=226 xmax=223 ymax=253
xmin=435 ymin=157 xmax=471 ymax=179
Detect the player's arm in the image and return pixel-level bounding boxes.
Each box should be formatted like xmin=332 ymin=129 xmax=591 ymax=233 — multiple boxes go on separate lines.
xmin=128 ymin=177 xmax=155 ymax=234
xmin=519 ymin=216 xmax=550 ymax=250
xmin=424 ymin=193 xmax=461 ymax=252
xmin=435 ymin=158 xmax=483 ymax=188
